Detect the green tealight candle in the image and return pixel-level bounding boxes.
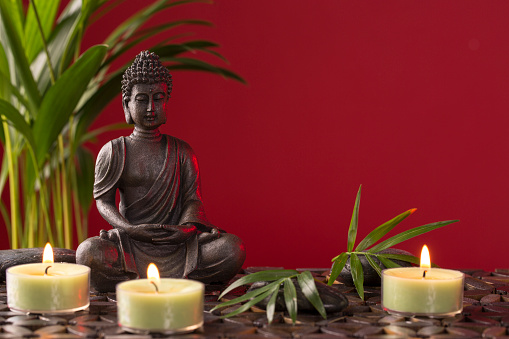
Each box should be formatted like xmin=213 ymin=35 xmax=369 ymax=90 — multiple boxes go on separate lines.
xmin=7 ymin=244 xmax=90 ymax=314
xmin=117 ymin=264 xmax=204 ymax=334
xmin=381 ymin=245 xmax=464 ymax=317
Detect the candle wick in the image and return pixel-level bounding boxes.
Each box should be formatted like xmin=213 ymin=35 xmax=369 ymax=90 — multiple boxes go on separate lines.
xmin=423 ymin=270 xmax=427 ymax=278
xmin=150 ymin=281 xmax=159 ymax=293
xmin=45 ymin=266 xmax=52 ymax=275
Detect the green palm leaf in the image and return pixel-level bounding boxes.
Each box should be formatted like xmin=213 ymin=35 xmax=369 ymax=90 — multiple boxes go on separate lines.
xmin=0 ymin=0 xmax=41 ymax=113
xmin=33 ymin=44 xmax=107 ymax=166
xmin=0 ymin=100 xmax=36 ymax=155
xmin=24 ymin=0 xmax=60 ymax=63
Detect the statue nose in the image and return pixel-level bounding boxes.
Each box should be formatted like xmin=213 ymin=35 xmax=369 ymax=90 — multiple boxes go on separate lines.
xmin=147 ymin=98 xmax=155 ymax=112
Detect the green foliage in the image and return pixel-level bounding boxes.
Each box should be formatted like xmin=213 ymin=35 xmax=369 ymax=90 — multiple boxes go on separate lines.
xmin=211 ymin=270 xmax=327 ymax=325
xmin=0 ymin=0 xmax=244 ymax=249
xmin=328 ymin=185 xmax=459 ymax=299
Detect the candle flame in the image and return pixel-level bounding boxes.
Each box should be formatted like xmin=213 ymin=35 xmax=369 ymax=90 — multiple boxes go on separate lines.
xmin=42 ymin=243 xmax=54 ymax=264
xmin=420 ymin=245 xmax=431 ymax=269
xmin=147 ymin=263 xmax=160 ymax=281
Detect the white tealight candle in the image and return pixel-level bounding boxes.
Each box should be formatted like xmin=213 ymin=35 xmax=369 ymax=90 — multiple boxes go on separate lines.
xmin=381 ymin=245 xmax=464 ymax=317
xmin=7 ymin=244 xmax=90 ymax=314
xmin=117 ymin=263 xmax=204 ymax=334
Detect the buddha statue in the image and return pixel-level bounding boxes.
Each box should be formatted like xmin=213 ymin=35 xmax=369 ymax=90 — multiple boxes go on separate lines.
xmin=76 ymin=51 xmax=246 ymax=292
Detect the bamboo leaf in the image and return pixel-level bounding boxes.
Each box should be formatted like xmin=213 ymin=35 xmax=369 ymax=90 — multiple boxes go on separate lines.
xmin=377 ymin=253 xmax=420 ymax=265
xmin=218 ymin=269 xmax=298 ymax=299
xmin=328 ymin=252 xmax=348 ymax=286
xmin=266 ymin=284 xmax=280 ymax=324
xmin=219 ymin=288 xmax=274 ymax=318
xmin=297 ymin=271 xmax=326 ymax=319
xmin=355 ymin=208 xmax=416 ymax=251
xmin=74 ymin=71 xmax=124 ymax=145
xmin=33 ymin=44 xmax=107 ymax=166
xmin=378 ymin=256 xmax=401 ymax=269
xmin=368 ymin=220 xmax=459 ymax=253
xmin=350 ymin=253 xmax=364 ymax=300
xmin=211 ymin=279 xmax=283 ymax=311
xmin=283 ymin=278 xmax=298 ymax=324
xmin=364 ymin=254 xmax=382 ymax=277
xmin=347 ymin=185 xmax=361 ymax=252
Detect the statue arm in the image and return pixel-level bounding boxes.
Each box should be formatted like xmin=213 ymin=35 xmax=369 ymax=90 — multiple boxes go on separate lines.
xmin=177 ymin=140 xmax=225 ymax=240
xmin=96 ymin=189 xmax=168 ymax=242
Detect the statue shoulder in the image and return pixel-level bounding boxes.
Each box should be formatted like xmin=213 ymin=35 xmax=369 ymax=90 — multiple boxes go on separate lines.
xmin=97 ymin=137 xmax=126 ymax=164
xmin=165 ymin=135 xmax=195 ymax=156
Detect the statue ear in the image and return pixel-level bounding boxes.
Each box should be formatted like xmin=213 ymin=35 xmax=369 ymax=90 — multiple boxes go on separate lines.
xmin=123 ymin=100 xmax=134 ymax=124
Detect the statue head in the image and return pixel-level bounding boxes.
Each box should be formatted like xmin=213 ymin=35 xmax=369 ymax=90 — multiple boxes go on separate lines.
xmin=121 ymin=51 xmax=173 ymax=124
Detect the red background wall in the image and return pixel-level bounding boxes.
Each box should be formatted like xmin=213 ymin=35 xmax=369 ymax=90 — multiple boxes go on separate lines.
xmin=3 ymin=1 xmax=509 ymax=271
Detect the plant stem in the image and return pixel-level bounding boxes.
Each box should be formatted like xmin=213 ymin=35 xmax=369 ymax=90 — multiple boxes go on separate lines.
xmin=29 ymin=0 xmax=56 ymax=84
xmin=59 ymin=134 xmax=72 ymax=248
xmin=2 ymin=122 xmax=20 ymax=249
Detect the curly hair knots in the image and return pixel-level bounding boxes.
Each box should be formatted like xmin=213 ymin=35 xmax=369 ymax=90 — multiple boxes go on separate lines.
xmin=121 ymin=50 xmax=173 ymax=102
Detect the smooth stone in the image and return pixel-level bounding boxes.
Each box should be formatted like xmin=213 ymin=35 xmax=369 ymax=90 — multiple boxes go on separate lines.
xmin=247 ymin=278 xmax=348 ymax=313
xmin=335 ymin=248 xmax=414 ymax=286
xmin=0 ymin=248 xmax=76 ymax=281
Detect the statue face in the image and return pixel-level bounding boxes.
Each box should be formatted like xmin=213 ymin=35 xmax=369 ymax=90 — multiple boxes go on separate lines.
xmin=125 ymin=83 xmax=168 ymax=129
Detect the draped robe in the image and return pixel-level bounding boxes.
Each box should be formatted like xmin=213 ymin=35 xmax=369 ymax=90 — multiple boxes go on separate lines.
xmin=93 ymin=135 xmax=213 ymax=278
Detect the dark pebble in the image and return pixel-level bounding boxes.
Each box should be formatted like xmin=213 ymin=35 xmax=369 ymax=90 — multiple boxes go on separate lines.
xmin=417 ymin=325 xmax=445 ymax=336
xmin=446 ymin=326 xmax=482 ymax=337
xmin=353 ymin=325 xmax=384 ymax=337
xmin=1 ymin=324 xmax=33 ymax=335
xmin=483 ymin=326 xmax=507 ymax=338
xmin=465 ymin=276 xmax=495 ymax=291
